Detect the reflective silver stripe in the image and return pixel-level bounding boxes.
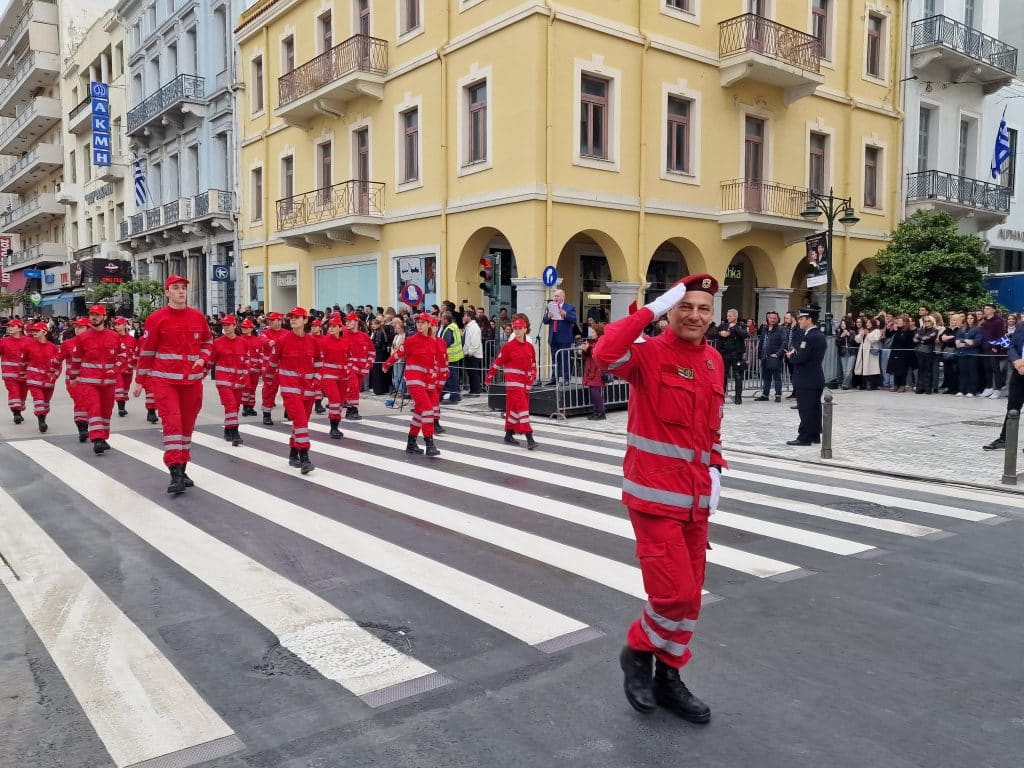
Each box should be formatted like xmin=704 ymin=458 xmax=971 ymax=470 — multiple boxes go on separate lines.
xmin=186 ymin=372 xmax=205 ymax=380
xmin=406 ymin=365 xmax=428 ymax=372
xmin=80 ymin=362 xmax=106 ymax=368
xmin=640 ymin=615 xmax=688 ymax=657
xmin=505 ymin=381 xmax=526 ymax=389
xmin=503 ymin=368 xmax=527 ymax=375
xmin=278 ymin=369 xmax=300 ymax=377
xmin=644 ymin=603 xmax=698 ymax=633
xmin=215 ymin=367 xmax=238 ymax=373
xmin=77 ymin=377 xmax=107 ymax=384
xmin=701 ymin=451 xmax=711 ymax=464
xmin=139 ymin=350 xmax=156 ymax=357
xmin=280 ymin=386 xmax=302 ymax=394
xmin=622 ymin=478 xmax=695 ymax=508
xmin=187 ymin=355 xmax=200 ymax=361
xmin=156 ymin=353 xmax=185 ymax=360
xmin=627 ymin=434 xmax=698 ymax=462
xmin=607 ymin=350 xmax=632 ymax=370
xmin=163 ymin=434 xmax=187 ymax=442
xmin=712 ymin=443 xmax=723 ymax=453
xmin=149 ymin=371 xmax=185 ymax=380
xmin=698 ymin=495 xmax=710 ymax=508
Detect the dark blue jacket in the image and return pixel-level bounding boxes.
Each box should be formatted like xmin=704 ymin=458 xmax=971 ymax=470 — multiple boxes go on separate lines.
xmin=791 ymin=326 xmax=826 ymax=389
xmin=543 ymin=302 xmax=577 ymax=346
xmin=1007 ymin=325 xmax=1024 ymax=364
xmin=758 ymin=324 xmax=785 ymax=361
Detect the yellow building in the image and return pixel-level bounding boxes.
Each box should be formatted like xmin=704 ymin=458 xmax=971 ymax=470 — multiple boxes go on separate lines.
xmin=235 ymin=0 xmax=902 ymax=330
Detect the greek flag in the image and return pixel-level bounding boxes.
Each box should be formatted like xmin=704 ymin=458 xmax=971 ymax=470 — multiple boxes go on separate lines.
xmin=991 ymin=108 xmax=1011 ymax=180
xmin=132 ymin=150 xmax=150 ymax=207
xmin=991 ymin=334 xmax=1011 ymax=350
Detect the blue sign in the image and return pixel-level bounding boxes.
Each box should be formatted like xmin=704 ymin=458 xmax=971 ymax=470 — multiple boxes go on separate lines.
xmin=44 ymin=274 xmax=55 ymax=284
xmin=90 ymin=81 xmax=108 ymax=99
xmin=212 ymin=265 xmax=230 ymax=282
xmin=23 ymin=269 xmax=42 ymax=278
xmin=542 ymin=265 xmax=558 ymax=287
xmin=400 ymin=283 xmax=424 ymax=307
xmin=90 ymin=81 xmax=110 ymax=167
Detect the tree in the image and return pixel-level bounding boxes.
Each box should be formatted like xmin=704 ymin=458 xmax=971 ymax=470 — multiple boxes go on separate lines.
xmin=85 ymin=278 xmax=164 ymax=320
xmin=849 ymin=210 xmax=994 ymax=316
xmin=0 ymin=289 xmax=27 ymax=314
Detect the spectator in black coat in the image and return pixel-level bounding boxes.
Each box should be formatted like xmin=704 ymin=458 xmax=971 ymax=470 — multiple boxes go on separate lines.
xmin=754 ymin=311 xmax=785 ymax=402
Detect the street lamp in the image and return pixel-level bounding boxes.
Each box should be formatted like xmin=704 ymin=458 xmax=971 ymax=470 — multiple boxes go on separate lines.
xmin=799 ymin=187 xmax=860 ymax=335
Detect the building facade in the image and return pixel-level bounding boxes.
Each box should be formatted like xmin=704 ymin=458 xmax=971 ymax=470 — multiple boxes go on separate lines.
xmin=236 ymin=0 xmax=905 ymax=332
xmin=0 ymin=0 xmax=66 ymax=314
xmin=114 ymin=0 xmax=241 ymax=314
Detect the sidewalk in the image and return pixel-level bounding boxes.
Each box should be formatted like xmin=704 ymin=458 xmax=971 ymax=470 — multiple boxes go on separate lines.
xmin=427 ymin=387 xmax=1024 ymax=493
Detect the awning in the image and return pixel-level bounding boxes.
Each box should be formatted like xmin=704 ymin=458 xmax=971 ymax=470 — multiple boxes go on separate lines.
xmin=39 ymin=292 xmax=74 ymax=307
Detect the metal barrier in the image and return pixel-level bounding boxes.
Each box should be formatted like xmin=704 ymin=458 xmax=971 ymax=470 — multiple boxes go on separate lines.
xmin=552 ymin=345 xmax=630 ymax=419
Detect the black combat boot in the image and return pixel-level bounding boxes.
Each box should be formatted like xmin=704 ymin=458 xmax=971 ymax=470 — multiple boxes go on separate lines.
xmin=619 ymin=646 xmax=656 ymax=714
xmin=37 ymin=414 xmax=47 ymax=433
xmin=117 ymin=401 xmax=127 ymax=417
xmin=298 ymin=450 xmax=314 ymax=475
xmin=263 ymin=411 xmax=274 ymax=426
xmin=146 ymin=408 xmax=159 ymax=423
xmin=288 ymin=447 xmax=300 ymax=467
xmin=347 ymin=407 xmax=362 ymax=421
xmin=167 ymin=464 xmax=186 ymax=495
xmin=223 ymin=427 xmax=233 ymax=442
xmin=525 ymin=432 xmax=537 ymax=451
xmin=433 ymin=421 xmax=446 ymax=434
xmin=242 ymin=405 xmax=256 ymax=416
xmin=314 ymin=398 xmax=326 ymax=415
xmin=231 ymin=428 xmax=243 ymax=447
xmin=424 ymin=437 xmax=440 ymax=457
xmin=92 ymin=438 xmax=110 ymax=455
xmin=76 ymin=421 xmax=88 ymax=443
xmin=329 ymin=419 xmax=343 ymax=439
xmin=504 ymin=430 xmax=519 ymax=446
xmin=653 ymin=660 xmax=711 ymax=723
xmin=12 ymin=409 xmax=23 ymax=424
xmin=181 ymin=463 xmax=194 ymax=488
xmin=406 ymin=435 xmax=424 ymax=454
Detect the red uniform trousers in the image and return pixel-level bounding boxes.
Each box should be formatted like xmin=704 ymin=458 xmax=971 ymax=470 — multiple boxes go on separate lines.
xmin=322 ymin=378 xmax=345 ymax=420
xmin=4 ymin=379 xmax=27 ymax=412
xmin=144 ymin=388 xmax=156 ymax=410
xmin=345 ymin=372 xmax=361 ymax=408
xmin=429 ymin=384 xmax=442 ymax=425
xmin=503 ymin=384 xmax=533 ymax=435
xmin=78 ymin=384 xmax=115 ymax=440
xmin=282 ymin=394 xmax=314 ymax=450
xmin=217 ymin=384 xmax=243 ymax=429
xmin=67 ymin=381 xmax=87 ymax=425
xmin=28 ymin=384 xmax=54 ymax=415
xmin=407 ymin=383 xmax=435 ymax=438
xmin=625 ymin=509 xmax=708 ymax=670
xmin=151 ymin=381 xmax=203 ymax=466
xmin=115 ymin=371 xmax=133 ymax=403
xmin=262 ymin=374 xmax=279 ymax=411
xmin=242 ymin=372 xmax=259 ymax=407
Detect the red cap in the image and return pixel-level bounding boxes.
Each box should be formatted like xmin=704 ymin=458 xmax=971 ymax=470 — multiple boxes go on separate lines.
xmin=287 ymin=306 xmax=308 ymax=318
xmin=88 ymin=304 xmax=107 ymax=316
xmin=345 ymin=312 xmax=360 ymax=322
xmin=30 ymin=322 xmax=48 ymax=333
xmin=6 ymin=318 xmax=23 ymax=327
xmin=679 ymin=274 xmax=719 ymax=294
xmin=428 ymin=315 xmax=439 ymax=326
xmin=241 ymin=319 xmax=255 ymax=329
xmin=415 ymin=313 xmax=432 ymax=323
xmin=164 ymin=274 xmax=188 ymax=289
xmin=113 ymin=316 xmax=128 ymax=326
xmin=328 ymin=315 xmax=343 ymax=326
xmin=512 ymin=318 xmax=528 ymax=329
xmin=221 ymin=315 xmax=237 ymax=325
xmin=267 ymin=312 xmax=284 ymax=321
xmin=310 ymin=319 xmax=322 ymax=328
xmin=73 ymin=317 xmax=92 ymax=328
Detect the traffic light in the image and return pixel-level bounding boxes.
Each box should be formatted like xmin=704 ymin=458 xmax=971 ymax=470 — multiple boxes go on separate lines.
xmin=478 ymin=257 xmax=494 ymax=297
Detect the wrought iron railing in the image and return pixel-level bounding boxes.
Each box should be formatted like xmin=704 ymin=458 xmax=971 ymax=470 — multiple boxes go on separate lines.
xmin=0 ymin=52 xmax=42 ymax=105
xmin=145 ymin=207 xmax=161 ymax=229
xmin=119 ymin=219 xmax=128 ymax=239
xmin=2 ymin=195 xmax=44 ymax=225
xmin=129 ymin=212 xmax=144 ymax=235
xmin=4 ymin=244 xmax=66 ymax=268
xmin=0 ymin=1 xmax=43 ymax=63
xmin=0 ymin=145 xmax=44 ymax=186
xmin=721 ymin=179 xmax=811 ymax=218
xmin=163 ymin=197 xmax=191 ymax=225
xmin=126 ymin=73 xmax=205 ymax=132
xmin=719 ymin=13 xmax=822 ymax=73
xmin=278 ymin=34 xmax=387 ymax=106
xmin=906 ymin=170 xmax=1011 ymax=213
xmin=194 ymin=189 xmax=234 ymax=217
xmin=276 ymin=179 xmax=384 ymax=230
xmin=74 ymin=244 xmax=101 ymax=260
xmin=911 ymin=15 xmax=1018 ymax=75
xmin=68 ymin=93 xmax=91 ymax=121
xmin=0 ymin=100 xmax=46 ymax=148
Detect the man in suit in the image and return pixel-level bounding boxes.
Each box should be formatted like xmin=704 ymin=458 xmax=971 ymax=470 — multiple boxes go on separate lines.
xmin=982 ymin=321 xmax=1024 ymax=450
xmin=785 ymin=306 xmax=826 ymax=446
xmin=542 ymin=288 xmax=577 ymax=385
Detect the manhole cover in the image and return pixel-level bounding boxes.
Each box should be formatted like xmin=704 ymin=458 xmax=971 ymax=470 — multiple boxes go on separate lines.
xmin=252 ymin=621 xmax=414 ymax=678
xmin=827 ymin=501 xmax=904 ymax=519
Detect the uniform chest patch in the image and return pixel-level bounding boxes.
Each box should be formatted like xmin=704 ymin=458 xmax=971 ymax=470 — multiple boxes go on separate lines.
xmin=678 ymin=367 xmax=694 ymax=380
xmin=706 ymin=359 xmax=714 ymax=369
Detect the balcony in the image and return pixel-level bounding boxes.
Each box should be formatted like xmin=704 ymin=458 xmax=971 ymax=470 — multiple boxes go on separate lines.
xmin=911 ymin=15 xmax=1018 ymax=94
xmin=192 ymin=189 xmax=236 ymax=233
xmin=276 ymin=179 xmax=384 ymax=247
xmin=3 ymin=241 xmax=67 ymax=270
xmin=719 ymin=179 xmax=821 ymax=242
xmin=718 ymin=14 xmax=824 ymax=104
xmin=0 ymin=96 xmax=61 ymax=156
xmin=97 ymin=163 xmax=125 ymax=183
xmin=906 ymin=170 xmax=1010 ymax=227
xmin=73 ymin=244 xmax=102 ymax=261
xmin=126 ymin=74 xmax=206 ymax=138
xmin=0 ymin=1 xmax=59 ymax=79
xmin=56 ymin=181 xmax=79 ymax=204
xmin=0 ymin=51 xmax=61 ymax=117
xmin=1 ymin=193 xmax=64 ymax=234
xmin=67 ymin=94 xmax=92 ymax=134
xmin=276 ymin=34 xmax=386 ymax=127
xmin=0 ymin=142 xmax=61 ymax=194
xmin=118 ymin=197 xmax=196 ymax=248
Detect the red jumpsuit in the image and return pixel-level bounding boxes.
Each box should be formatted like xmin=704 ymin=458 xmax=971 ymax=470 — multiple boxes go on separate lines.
xmin=319 ymin=333 xmax=352 ymax=422
xmin=241 ymin=332 xmax=262 ymax=409
xmin=136 ymin=306 xmax=213 ymax=467
xmin=593 ymin=307 xmax=727 ymax=670
xmin=485 ymin=338 xmax=538 ymax=434
xmin=68 ymin=328 xmax=123 ymax=441
xmin=115 ymin=332 xmax=137 ymax=405
xmin=25 ymin=338 xmax=58 ymax=416
xmin=260 ymin=328 xmax=290 ymax=414
xmin=270 ymin=332 xmax=321 ymax=451
xmin=52 ymin=336 xmax=87 ymax=427
xmin=343 ymin=330 xmax=373 ymax=410
xmin=0 ymin=333 xmax=29 ymax=414
xmin=430 ymin=335 xmax=449 ymax=425
xmin=210 ymin=334 xmax=250 ymax=430
xmin=385 ymin=333 xmax=437 ymax=438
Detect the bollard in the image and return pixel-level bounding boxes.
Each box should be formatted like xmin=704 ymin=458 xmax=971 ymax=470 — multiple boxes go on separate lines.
xmin=1002 ymin=409 xmax=1020 ymax=486
xmin=820 ymin=390 xmax=834 ymax=460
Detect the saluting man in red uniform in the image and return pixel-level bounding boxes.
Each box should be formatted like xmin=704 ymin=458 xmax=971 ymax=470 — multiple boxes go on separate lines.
xmin=383 ymin=313 xmax=440 ymax=456
xmin=318 ymin=313 xmax=351 ymax=440
xmin=260 ymin=312 xmax=288 ymax=425
xmin=70 ymin=305 xmax=124 ymax=454
xmin=485 ymin=315 xmax=538 ymax=449
xmin=593 ymin=274 xmax=726 ymax=724
xmin=52 ymin=317 xmax=92 ymax=441
xmin=0 ymin=318 xmax=30 ymax=423
xmin=25 ymin=322 xmax=58 ymax=433
xmin=133 ymin=275 xmax=213 ymax=494
xmin=113 ymin=317 xmax=137 ymax=417
xmin=209 ymin=315 xmax=249 ymax=447
xmin=270 ymin=307 xmax=321 ymax=474
xmin=240 ymin=318 xmax=261 ymax=416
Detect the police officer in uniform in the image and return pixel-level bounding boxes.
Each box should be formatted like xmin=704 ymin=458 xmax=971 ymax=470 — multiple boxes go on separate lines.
xmin=785 ymin=306 xmax=826 ymax=446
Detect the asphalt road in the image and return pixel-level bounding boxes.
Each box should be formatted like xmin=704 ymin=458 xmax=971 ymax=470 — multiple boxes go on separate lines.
xmin=1 ymin=409 xmax=1021 ymax=768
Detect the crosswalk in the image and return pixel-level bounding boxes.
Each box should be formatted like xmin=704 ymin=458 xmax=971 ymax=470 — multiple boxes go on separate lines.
xmin=0 ymin=411 xmax=1011 ymax=767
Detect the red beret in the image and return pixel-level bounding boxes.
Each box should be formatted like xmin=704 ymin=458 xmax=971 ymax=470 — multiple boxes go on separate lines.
xmin=164 ymin=274 xmax=188 ymax=289
xmin=679 ymin=274 xmax=719 ymax=294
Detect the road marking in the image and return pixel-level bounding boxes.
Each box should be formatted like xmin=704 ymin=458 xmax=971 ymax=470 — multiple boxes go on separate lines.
xmin=116 ymin=435 xmax=595 ymax=650
xmin=12 ymin=440 xmax=442 ymax=704
xmin=442 ymin=412 xmax=626 ymax=446
xmin=0 ymin=483 xmax=241 ymax=768
xmin=255 ymin=424 xmax=800 ymax=579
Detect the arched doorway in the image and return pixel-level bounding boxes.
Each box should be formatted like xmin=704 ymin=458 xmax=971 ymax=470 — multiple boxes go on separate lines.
xmin=723 ymin=250 xmax=759 ymax=322
xmin=555 ymin=230 xmax=627 ymax=323
xmin=847 ymin=258 xmax=877 ymax=316
xmin=455 ymin=228 xmax=519 ymax=315
xmin=645 ymin=239 xmax=699 ymax=303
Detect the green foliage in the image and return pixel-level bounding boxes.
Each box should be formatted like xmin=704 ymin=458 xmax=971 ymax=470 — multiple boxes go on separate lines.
xmin=849 ymin=210 xmax=994 ymax=316
xmin=84 ymin=278 xmax=164 ymax=320
xmin=0 ymin=289 xmax=27 ymax=313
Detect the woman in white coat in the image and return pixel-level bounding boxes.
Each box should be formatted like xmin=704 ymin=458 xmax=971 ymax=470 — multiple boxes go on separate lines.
xmin=854 ymin=317 xmax=883 ymax=390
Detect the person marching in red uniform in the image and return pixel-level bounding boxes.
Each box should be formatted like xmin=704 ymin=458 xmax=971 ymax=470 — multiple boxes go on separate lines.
xmin=52 ymin=317 xmax=93 ymax=441
xmin=240 ymin=318 xmax=261 ymax=416
xmin=209 ymin=315 xmax=249 ymax=447
xmin=0 ymin=318 xmax=30 ymax=423
xmin=25 ymin=322 xmax=58 ymax=433
xmin=70 ymin=305 xmax=124 ymax=454
xmin=383 ymin=313 xmax=440 ymax=456
xmin=343 ymin=313 xmax=371 ymax=420
xmin=260 ymin=311 xmax=288 ymax=425
xmin=428 ymin=315 xmax=449 ymax=435
xmin=485 ymin=315 xmax=538 ymax=449
xmin=593 ymin=274 xmax=725 ymax=724
xmin=113 ymin=317 xmax=137 ymax=417
xmin=270 ymin=307 xmax=320 ymax=474
xmin=309 ymin=318 xmax=329 ymax=415
xmin=319 ymin=313 xmax=351 ymax=440
xmin=133 ymin=275 xmax=213 ymax=494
